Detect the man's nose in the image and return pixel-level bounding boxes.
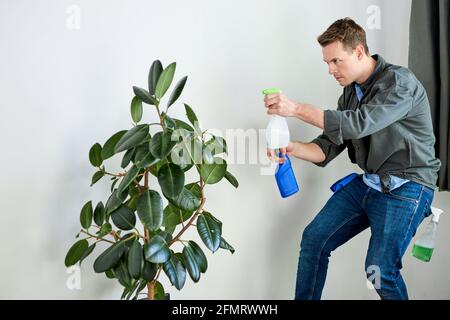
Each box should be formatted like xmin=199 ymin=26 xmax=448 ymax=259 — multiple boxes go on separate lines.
xmin=328 ymin=65 xmax=337 ymax=75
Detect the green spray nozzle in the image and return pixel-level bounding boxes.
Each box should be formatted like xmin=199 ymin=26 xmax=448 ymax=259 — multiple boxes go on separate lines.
xmin=262 ymin=88 xmax=282 ymax=95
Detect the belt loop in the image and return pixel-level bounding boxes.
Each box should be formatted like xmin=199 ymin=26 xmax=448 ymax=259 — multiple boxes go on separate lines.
xmin=380 ymin=173 xmax=391 ymax=193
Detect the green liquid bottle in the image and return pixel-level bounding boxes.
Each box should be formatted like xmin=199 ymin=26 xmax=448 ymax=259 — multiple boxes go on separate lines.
xmin=411 ymin=207 xmax=443 ymax=262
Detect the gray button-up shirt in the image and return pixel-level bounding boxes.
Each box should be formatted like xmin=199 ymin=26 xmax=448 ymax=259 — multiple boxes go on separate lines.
xmin=311 ymin=55 xmax=441 ymax=190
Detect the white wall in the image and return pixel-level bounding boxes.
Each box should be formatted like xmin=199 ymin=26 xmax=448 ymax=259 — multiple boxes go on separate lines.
xmin=0 ymin=0 xmax=448 ymax=299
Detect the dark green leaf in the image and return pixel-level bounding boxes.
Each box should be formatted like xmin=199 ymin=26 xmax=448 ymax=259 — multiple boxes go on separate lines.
xmin=126 ymin=195 xmax=138 ymax=212
xmin=164 ymin=224 xmax=176 ymax=235
xmin=65 ymin=239 xmax=89 ymax=267
xmin=144 ymin=235 xmax=171 ymax=264
xmin=154 ymin=281 xmax=166 ymax=300
xmin=165 ymin=187 xmax=200 ymax=212
xmin=203 ymin=211 xmax=223 ymax=233
xmin=110 ymin=178 xmax=119 ymax=193
xmin=184 ymin=103 xmax=198 ymax=126
xmin=135 ymin=150 xmax=158 ymax=169
xmin=158 ymin=163 xmax=185 ymax=198
xmin=121 ymin=233 xmax=136 ymax=247
xmin=117 ymin=165 xmax=140 ymax=194
xmin=189 ymin=241 xmax=207 ymax=273
xmin=114 ymin=124 xmax=149 ymax=153
xmin=97 ymin=222 xmax=112 ymax=237
xmin=121 ymin=148 xmax=135 ymax=168
xmin=124 ymin=278 xmax=141 ymax=300
xmin=80 ymin=201 xmax=93 ymax=229
xmin=115 ymin=259 xmax=132 ymax=288
xmin=162 ymin=112 xmax=176 ymax=130
xmin=148 ymin=60 xmax=163 ymax=95
xmin=105 ymin=269 xmax=115 ymax=279
xmin=91 ymin=170 xmax=105 ymax=187
xmin=134 ymin=142 xmax=158 ymax=169
xmin=150 ymin=131 xmax=177 ymax=159
xmin=142 ymin=261 xmax=158 ymax=281
xmin=105 ymin=189 xmax=128 ymax=215
xmin=220 ymin=237 xmax=235 ymax=254
xmin=186 ymin=183 xmax=202 ymax=198
xmin=197 ymin=213 xmax=221 ymax=252
xmin=173 ymin=119 xmax=194 ymax=132
xmin=182 ymin=245 xmax=200 ymax=282
xmin=79 ymin=243 xmax=96 ymax=264
xmin=130 ymin=96 xmax=143 ymax=123
xmin=200 ymin=160 xmax=227 ymax=184
xmin=163 ymin=254 xmax=186 ymax=290
xmin=93 ymin=240 xmax=127 ymax=273
xmin=133 ymin=143 xmax=150 ymax=163
xmin=167 ymin=76 xmax=187 ymax=108
xmin=137 ymin=190 xmax=163 ymax=231
xmin=133 ymin=280 xmax=148 ymax=300
xmin=89 ymin=143 xmax=103 ymax=167
xmin=155 ymin=230 xmax=173 ymax=244
xmin=94 ymin=201 xmax=105 ymax=226
xmin=163 ymin=204 xmax=194 ymax=229
xmin=111 ymin=205 xmax=136 ymax=231
xmin=128 ymin=240 xmax=144 ymax=278
xmin=148 ymin=158 xmax=168 ymax=177
xmin=133 ymin=86 xmax=157 ymax=105
xmin=101 ymin=130 xmax=127 ymax=160
xmin=155 ymin=62 xmax=176 ymax=99
xmin=224 ymin=171 xmax=239 ymax=188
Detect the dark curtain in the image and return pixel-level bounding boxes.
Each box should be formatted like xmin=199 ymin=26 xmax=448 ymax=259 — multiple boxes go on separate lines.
xmin=409 ymin=0 xmax=449 ymax=191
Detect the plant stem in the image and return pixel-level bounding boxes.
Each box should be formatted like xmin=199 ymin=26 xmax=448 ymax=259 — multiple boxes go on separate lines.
xmin=143 ymin=170 xmax=150 ymax=243
xmin=80 ymin=230 xmax=115 ymax=244
xmin=169 ymin=180 xmax=206 ymax=246
xmin=142 ymin=169 xmax=154 ymax=300
xmin=155 ymin=101 xmax=164 ymax=128
xmin=155 ymin=266 xmax=163 ymax=281
xmin=147 ymin=281 xmax=155 ymax=300
xmin=103 ymin=170 xmax=126 ymax=178
xmin=147 ymin=267 xmax=161 ymax=300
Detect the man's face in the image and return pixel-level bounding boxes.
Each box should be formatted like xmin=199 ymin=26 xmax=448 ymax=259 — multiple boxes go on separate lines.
xmin=322 ymin=41 xmax=361 ymax=87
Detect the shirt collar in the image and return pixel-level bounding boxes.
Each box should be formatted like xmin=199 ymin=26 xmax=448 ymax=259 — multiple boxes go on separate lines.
xmin=353 ymin=54 xmax=386 ymax=91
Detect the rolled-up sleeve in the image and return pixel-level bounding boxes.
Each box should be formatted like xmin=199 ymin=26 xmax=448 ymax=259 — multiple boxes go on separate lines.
xmin=310 ymin=134 xmax=347 ymax=167
xmin=324 ymin=81 xmax=414 ymax=145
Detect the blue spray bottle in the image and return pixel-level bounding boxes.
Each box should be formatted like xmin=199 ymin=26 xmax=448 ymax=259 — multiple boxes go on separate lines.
xmin=263 ymin=88 xmax=299 ymax=198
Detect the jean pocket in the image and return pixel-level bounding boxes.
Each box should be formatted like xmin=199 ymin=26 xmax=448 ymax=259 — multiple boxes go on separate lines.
xmin=387 ymin=182 xmax=422 ymax=204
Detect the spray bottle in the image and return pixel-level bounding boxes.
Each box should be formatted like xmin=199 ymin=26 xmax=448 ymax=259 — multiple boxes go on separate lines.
xmin=411 ymin=206 xmax=444 ymax=262
xmin=263 ymin=88 xmax=299 ymax=198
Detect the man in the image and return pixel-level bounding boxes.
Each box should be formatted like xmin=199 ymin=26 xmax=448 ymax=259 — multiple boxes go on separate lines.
xmin=264 ymin=18 xmax=441 ymax=300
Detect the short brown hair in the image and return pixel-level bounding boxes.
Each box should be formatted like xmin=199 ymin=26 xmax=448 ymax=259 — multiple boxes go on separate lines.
xmin=318 ymin=18 xmax=369 ymax=55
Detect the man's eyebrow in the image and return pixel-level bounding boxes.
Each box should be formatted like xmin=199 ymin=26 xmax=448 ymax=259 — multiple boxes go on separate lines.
xmin=323 ymin=58 xmax=338 ymax=63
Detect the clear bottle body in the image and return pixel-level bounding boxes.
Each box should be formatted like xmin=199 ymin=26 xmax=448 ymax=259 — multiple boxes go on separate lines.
xmin=266 ymin=115 xmax=290 ymax=150
xmin=411 ymin=221 xmax=438 ymax=262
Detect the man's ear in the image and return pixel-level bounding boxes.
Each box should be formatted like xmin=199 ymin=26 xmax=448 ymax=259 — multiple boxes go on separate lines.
xmin=355 ymin=44 xmax=366 ymax=60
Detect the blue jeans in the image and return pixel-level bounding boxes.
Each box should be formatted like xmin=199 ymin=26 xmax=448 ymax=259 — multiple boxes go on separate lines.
xmin=295 ymin=175 xmax=434 ymax=300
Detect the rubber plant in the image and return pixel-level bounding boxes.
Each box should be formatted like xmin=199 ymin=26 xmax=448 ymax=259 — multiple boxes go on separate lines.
xmin=64 ymin=60 xmax=238 ymax=300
